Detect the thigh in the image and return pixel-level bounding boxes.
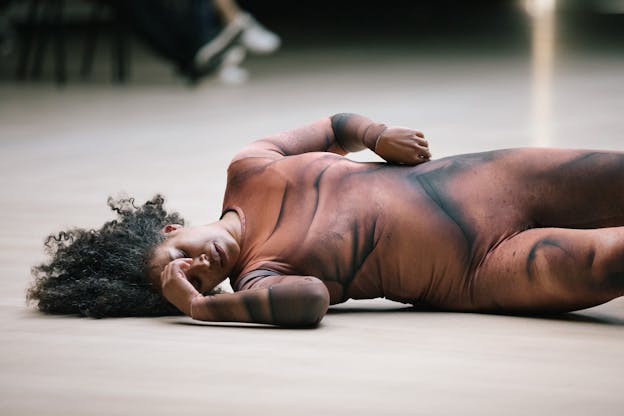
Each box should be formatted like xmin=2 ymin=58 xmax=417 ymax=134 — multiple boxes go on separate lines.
xmin=467 ymin=227 xmax=624 ymax=313
xmin=506 ymin=148 xmax=624 ymax=228
xmin=423 ymin=149 xmax=624 ymax=258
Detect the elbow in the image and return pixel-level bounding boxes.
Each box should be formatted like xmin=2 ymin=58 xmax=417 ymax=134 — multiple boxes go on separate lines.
xmin=271 ymin=281 xmax=329 ymax=327
xmin=298 ymin=282 xmax=330 ymax=327
xmin=330 ymin=113 xmax=351 ymax=144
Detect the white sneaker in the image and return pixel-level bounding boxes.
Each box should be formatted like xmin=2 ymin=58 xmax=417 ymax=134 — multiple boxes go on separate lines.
xmin=219 ymin=65 xmax=249 ymax=85
xmin=239 ymin=12 xmax=281 ymax=55
xmin=218 ymin=46 xmax=249 ymax=85
xmin=193 ymin=13 xmax=248 ymax=71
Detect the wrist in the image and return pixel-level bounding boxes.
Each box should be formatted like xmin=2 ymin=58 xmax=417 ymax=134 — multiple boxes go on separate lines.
xmin=162 ymin=279 xmax=201 ymax=316
xmin=188 ymin=293 xmax=205 ymax=319
xmin=363 ymin=123 xmax=388 ymax=152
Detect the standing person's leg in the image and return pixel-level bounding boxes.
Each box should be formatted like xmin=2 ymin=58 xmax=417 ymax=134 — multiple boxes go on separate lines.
xmin=213 ymin=0 xmax=241 ymax=22
xmin=117 ymin=0 xmax=196 ymax=72
xmin=470 ymin=226 xmax=624 ymax=313
xmin=117 ymin=0 xmax=243 ymax=81
xmin=189 ymin=0 xmax=246 ymax=81
xmin=213 ymin=0 xmax=280 ymax=54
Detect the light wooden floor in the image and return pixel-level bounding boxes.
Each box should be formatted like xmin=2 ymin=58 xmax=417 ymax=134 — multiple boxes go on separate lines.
xmin=1 ymin=42 xmax=623 ymax=415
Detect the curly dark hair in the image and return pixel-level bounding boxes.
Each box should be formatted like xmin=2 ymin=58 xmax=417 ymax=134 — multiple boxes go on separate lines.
xmin=28 ymin=195 xmax=186 ymax=318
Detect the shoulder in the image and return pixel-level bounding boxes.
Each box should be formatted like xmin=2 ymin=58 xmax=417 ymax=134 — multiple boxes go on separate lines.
xmin=229 ymin=140 xmax=285 ymax=166
xmin=226 ymin=153 xmax=275 ymax=184
xmin=227 ymin=137 xmax=295 ymax=176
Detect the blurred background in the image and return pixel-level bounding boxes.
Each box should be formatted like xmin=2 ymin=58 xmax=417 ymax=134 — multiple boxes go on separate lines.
xmin=1 ymin=0 xmax=623 ymax=220
xmin=2 ymin=0 xmax=624 ymax=284
xmin=2 ymin=2 xmax=624 ymax=415
xmin=2 ymin=1 xmax=624 ymax=81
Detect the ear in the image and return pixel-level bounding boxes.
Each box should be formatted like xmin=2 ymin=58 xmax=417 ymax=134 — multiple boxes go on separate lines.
xmin=161 ymin=224 xmax=183 ymax=234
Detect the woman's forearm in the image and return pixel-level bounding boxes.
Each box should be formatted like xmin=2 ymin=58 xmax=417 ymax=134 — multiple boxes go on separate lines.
xmin=189 ymin=281 xmax=330 ymax=327
xmin=330 ymin=113 xmax=387 ymax=153
xmin=232 ymin=114 xmax=387 ymax=162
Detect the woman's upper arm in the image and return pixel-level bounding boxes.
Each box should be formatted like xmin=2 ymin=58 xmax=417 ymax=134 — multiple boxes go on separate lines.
xmin=231 ymin=118 xmax=346 ymax=163
xmin=230 ymin=113 xmax=389 ymax=165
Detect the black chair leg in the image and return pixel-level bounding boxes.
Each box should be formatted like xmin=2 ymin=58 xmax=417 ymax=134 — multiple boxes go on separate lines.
xmin=112 ymin=6 xmax=128 ymax=83
xmin=81 ymin=1 xmax=103 ymax=78
xmin=31 ymin=1 xmax=54 ymax=79
xmin=53 ymin=0 xmax=66 ymax=84
xmin=16 ymin=0 xmax=128 ymax=84
xmin=16 ymin=0 xmax=39 ymax=80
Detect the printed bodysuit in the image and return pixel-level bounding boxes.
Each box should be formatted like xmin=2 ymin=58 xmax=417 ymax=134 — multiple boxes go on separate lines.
xmin=219 ymin=117 xmax=624 ymax=313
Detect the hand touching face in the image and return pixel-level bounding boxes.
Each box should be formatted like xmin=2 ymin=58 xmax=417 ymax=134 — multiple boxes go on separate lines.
xmin=148 ymin=222 xmax=241 ymax=297
xmin=374 ymin=127 xmax=431 ymax=165
xmin=159 ymin=258 xmax=199 ymax=311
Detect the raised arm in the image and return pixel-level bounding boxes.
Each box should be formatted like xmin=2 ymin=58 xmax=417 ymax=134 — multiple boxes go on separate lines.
xmin=232 ymin=113 xmax=431 ymax=165
xmin=160 ymin=259 xmax=329 ymax=327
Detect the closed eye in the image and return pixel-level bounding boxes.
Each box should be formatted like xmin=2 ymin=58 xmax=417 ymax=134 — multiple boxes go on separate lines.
xmin=168 ymin=248 xmax=188 ymax=261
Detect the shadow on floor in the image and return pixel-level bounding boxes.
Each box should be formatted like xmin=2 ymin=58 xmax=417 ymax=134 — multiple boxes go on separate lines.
xmin=327 ymin=304 xmax=624 ymax=326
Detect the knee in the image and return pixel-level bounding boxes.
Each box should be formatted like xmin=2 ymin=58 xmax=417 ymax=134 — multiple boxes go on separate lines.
xmin=521 ymin=233 xmax=624 ymax=305
xmin=593 ymin=245 xmax=624 ymax=294
xmin=526 ymin=237 xmax=615 ymax=292
xmin=558 ymin=237 xmax=624 ymax=295
xmin=603 ymin=271 xmax=624 ymax=293
xmin=526 ymin=238 xmax=580 ymax=282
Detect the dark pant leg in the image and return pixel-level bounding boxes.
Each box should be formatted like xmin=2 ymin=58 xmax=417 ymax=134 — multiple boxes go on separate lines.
xmin=116 ymin=0 xmax=219 ymax=73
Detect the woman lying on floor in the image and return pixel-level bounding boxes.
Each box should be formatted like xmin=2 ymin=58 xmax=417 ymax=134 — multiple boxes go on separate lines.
xmin=28 ymin=113 xmax=624 ymax=326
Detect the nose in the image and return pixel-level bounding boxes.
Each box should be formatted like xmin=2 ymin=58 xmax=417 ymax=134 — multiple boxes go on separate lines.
xmin=192 ymin=254 xmax=210 ymax=267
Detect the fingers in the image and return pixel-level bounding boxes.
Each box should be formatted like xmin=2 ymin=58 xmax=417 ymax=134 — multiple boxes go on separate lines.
xmin=409 ymin=137 xmax=431 ymax=161
xmin=159 ymin=258 xmax=202 ymax=316
xmin=421 ymin=148 xmax=432 ymax=160
xmin=399 ymin=140 xmax=431 ymax=165
xmin=175 ymin=258 xmax=193 ymax=266
xmin=409 ymin=129 xmax=428 ymax=149
xmin=411 ymin=131 xmax=430 ymax=160
xmin=403 ymin=128 xmax=425 ymax=141
xmin=162 ymin=258 xmax=193 ymax=280
xmin=161 ymin=259 xmax=198 ymax=297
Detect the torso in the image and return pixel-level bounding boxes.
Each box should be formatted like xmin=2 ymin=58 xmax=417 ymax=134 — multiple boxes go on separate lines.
xmin=223 ymin=150 xmax=531 ymax=307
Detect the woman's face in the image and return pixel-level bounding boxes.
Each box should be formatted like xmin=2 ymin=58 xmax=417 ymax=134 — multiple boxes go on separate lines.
xmin=148 ymin=223 xmax=240 ymax=294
